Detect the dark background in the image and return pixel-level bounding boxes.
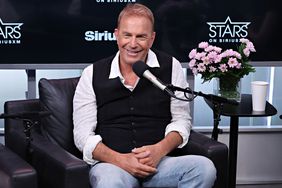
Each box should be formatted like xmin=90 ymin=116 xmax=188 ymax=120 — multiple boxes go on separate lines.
xmin=0 ymin=0 xmax=281 ymax=64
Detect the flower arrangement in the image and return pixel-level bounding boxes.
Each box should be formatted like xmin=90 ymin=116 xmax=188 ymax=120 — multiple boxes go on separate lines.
xmin=188 ymin=38 xmax=256 ymax=83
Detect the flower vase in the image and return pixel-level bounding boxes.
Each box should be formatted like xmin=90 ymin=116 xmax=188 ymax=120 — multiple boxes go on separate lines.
xmin=214 ymin=76 xmax=241 ymax=102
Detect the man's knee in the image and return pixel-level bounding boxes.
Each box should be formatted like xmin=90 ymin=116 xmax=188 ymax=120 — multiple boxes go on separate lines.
xmin=191 ymin=156 xmax=217 ymax=186
xmin=89 ymin=163 xmax=139 ymax=188
xmin=180 ymin=155 xmax=216 ymax=187
xmin=200 ymin=157 xmax=217 ymax=183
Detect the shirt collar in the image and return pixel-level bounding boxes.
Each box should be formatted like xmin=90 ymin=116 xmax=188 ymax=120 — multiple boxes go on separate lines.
xmin=109 ymin=49 xmax=160 ymax=79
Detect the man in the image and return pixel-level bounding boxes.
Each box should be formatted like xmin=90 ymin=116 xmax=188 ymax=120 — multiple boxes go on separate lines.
xmin=73 ymin=3 xmax=216 ymax=188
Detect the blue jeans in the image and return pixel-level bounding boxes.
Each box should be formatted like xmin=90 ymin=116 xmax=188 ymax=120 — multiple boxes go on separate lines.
xmin=89 ymin=155 xmax=217 ymax=188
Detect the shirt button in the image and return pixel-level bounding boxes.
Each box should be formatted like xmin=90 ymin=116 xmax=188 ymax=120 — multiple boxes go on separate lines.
xmin=130 ymin=107 xmax=134 ymax=111
xmin=132 ymin=140 xmax=136 ymax=145
xmin=131 ymin=122 xmax=135 ymax=126
xmin=132 ymin=129 xmax=137 ymax=133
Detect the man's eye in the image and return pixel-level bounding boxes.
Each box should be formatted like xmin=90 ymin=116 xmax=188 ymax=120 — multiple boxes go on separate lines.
xmin=137 ymin=36 xmax=147 ymax=41
xmin=123 ymin=34 xmax=131 ymax=38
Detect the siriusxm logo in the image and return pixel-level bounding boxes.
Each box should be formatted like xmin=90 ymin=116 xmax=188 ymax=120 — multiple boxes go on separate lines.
xmin=207 ymin=17 xmax=250 ymax=43
xmin=85 ymin=31 xmax=116 ymax=41
xmin=0 ymin=18 xmax=23 ymax=45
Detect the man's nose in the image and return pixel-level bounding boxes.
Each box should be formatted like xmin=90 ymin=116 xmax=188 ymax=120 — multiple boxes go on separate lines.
xmin=129 ymin=37 xmax=137 ymax=47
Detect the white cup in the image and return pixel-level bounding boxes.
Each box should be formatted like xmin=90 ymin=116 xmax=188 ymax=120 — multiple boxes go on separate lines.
xmin=251 ymin=81 xmax=269 ymax=111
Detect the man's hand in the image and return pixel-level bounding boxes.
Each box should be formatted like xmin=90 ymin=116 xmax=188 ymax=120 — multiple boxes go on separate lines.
xmin=132 ymin=132 xmax=183 ymax=168
xmin=132 ymin=144 xmax=164 ymax=168
xmin=116 ymin=153 xmax=157 ymax=178
xmin=93 ymin=142 xmax=156 ymax=178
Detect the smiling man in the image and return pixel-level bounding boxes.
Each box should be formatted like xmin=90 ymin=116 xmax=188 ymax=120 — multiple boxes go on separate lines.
xmin=73 ymin=3 xmax=216 ymax=188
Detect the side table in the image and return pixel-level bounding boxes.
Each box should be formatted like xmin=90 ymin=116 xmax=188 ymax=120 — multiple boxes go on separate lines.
xmin=205 ymin=94 xmax=277 ymax=188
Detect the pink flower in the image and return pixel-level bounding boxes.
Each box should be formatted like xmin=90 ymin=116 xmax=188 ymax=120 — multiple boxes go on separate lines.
xmin=233 ymin=52 xmax=242 ymax=59
xmin=204 ymin=45 xmax=214 ymax=52
xmin=195 ymin=52 xmax=206 ymax=60
xmin=197 ymin=63 xmax=206 ymax=72
xmin=228 ymin=57 xmax=239 ymax=68
xmin=243 ymin=48 xmax=250 ymax=57
xmin=187 ymin=39 xmax=255 ymax=82
xmin=189 ymin=49 xmax=197 ymax=59
xmin=219 ymin=64 xmax=228 ymax=72
xmin=223 ymin=49 xmax=236 ymax=57
xmin=198 ymin=42 xmax=209 ymax=49
xmin=207 ymin=51 xmax=218 ymax=61
xmin=236 ymin=63 xmax=242 ymax=69
xmin=247 ymin=42 xmax=256 ymax=52
xmin=209 ymin=66 xmax=217 ymax=72
xmin=189 ymin=59 xmax=196 ymax=68
xmin=214 ymin=55 xmax=222 ymax=63
xmin=201 ymin=56 xmax=210 ymax=65
xmin=213 ymin=47 xmax=222 ymax=53
xmin=239 ymin=38 xmax=250 ymax=44
xmin=192 ymin=68 xmax=198 ymax=75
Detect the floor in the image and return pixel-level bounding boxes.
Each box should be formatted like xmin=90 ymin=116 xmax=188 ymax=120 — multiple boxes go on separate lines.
xmin=237 ymin=184 xmax=282 ymax=188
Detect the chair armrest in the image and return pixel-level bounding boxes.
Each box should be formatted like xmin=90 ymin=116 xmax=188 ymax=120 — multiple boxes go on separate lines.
xmin=30 ymin=133 xmax=89 ymax=188
xmin=4 ymin=99 xmax=89 ymax=188
xmin=0 ymin=144 xmax=37 ymax=188
xmin=4 ymin=99 xmax=41 ymax=148
xmin=178 ymin=130 xmax=228 ymax=188
xmin=6 ymin=130 xmax=89 ymax=188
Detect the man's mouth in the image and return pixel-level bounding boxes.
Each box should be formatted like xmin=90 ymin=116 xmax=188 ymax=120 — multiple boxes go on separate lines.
xmin=126 ymin=49 xmax=142 ymax=56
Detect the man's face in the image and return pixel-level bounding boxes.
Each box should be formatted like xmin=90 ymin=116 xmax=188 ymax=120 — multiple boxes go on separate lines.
xmin=115 ymin=15 xmax=155 ymax=66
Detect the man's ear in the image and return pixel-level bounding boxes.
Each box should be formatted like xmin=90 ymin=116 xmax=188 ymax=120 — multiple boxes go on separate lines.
xmin=114 ymin=28 xmax=119 ymax=38
xmin=149 ymin=31 xmax=156 ymax=48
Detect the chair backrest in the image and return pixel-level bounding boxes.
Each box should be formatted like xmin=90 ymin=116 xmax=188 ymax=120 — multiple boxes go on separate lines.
xmin=39 ymin=77 xmax=81 ymax=158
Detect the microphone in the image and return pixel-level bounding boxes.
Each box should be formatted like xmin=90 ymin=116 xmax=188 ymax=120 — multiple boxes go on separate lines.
xmin=0 ymin=111 xmax=51 ymax=119
xmin=132 ymin=60 xmax=175 ymax=96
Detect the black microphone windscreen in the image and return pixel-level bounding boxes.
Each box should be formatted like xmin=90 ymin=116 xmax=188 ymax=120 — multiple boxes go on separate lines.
xmin=132 ymin=61 xmax=149 ymax=77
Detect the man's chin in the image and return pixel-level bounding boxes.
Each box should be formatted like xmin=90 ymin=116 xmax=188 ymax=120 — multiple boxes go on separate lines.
xmin=124 ymin=57 xmax=142 ymax=65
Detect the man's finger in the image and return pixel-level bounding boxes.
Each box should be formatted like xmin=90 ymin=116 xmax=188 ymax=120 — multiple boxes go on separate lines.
xmin=134 ymin=151 xmax=150 ymax=159
xmin=139 ymin=158 xmax=151 ymax=164
xmin=132 ymin=147 xmax=146 ymax=153
xmin=139 ymin=163 xmax=157 ymax=173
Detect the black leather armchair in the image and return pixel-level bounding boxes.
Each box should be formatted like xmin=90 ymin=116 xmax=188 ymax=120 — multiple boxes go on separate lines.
xmin=4 ymin=77 xmax=228 ymax=188
xmin=0 ymin=143 xmax=37 ymax=188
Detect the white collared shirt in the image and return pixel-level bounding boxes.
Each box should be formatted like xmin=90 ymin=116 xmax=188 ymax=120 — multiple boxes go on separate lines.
xmin=73 ymin=50 xmax=192 ymax=165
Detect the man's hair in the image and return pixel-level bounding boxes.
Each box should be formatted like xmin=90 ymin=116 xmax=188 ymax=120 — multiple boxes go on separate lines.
xmin=117 ymin=3 xmax=155 ymax=31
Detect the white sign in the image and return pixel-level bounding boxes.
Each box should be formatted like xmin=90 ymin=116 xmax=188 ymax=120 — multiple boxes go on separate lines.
xmin=207 ymin=17 xmax=250 ymax=43
xmin=85 ymin=30 xmax=116 ymax=41
xmin=0 ymin=18 xmax=23 ymax=45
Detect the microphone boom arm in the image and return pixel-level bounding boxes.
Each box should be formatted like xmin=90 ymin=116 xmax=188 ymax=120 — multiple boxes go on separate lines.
xmin=166 ymin=84 xmax=239 ymax=105
xmin=166 ymin=84 xmax=238 ymax=141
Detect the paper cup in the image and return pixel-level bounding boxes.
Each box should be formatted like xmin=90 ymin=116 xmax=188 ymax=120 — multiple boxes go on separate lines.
xmin=251 ymin=81 xmax=269 ymax=111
